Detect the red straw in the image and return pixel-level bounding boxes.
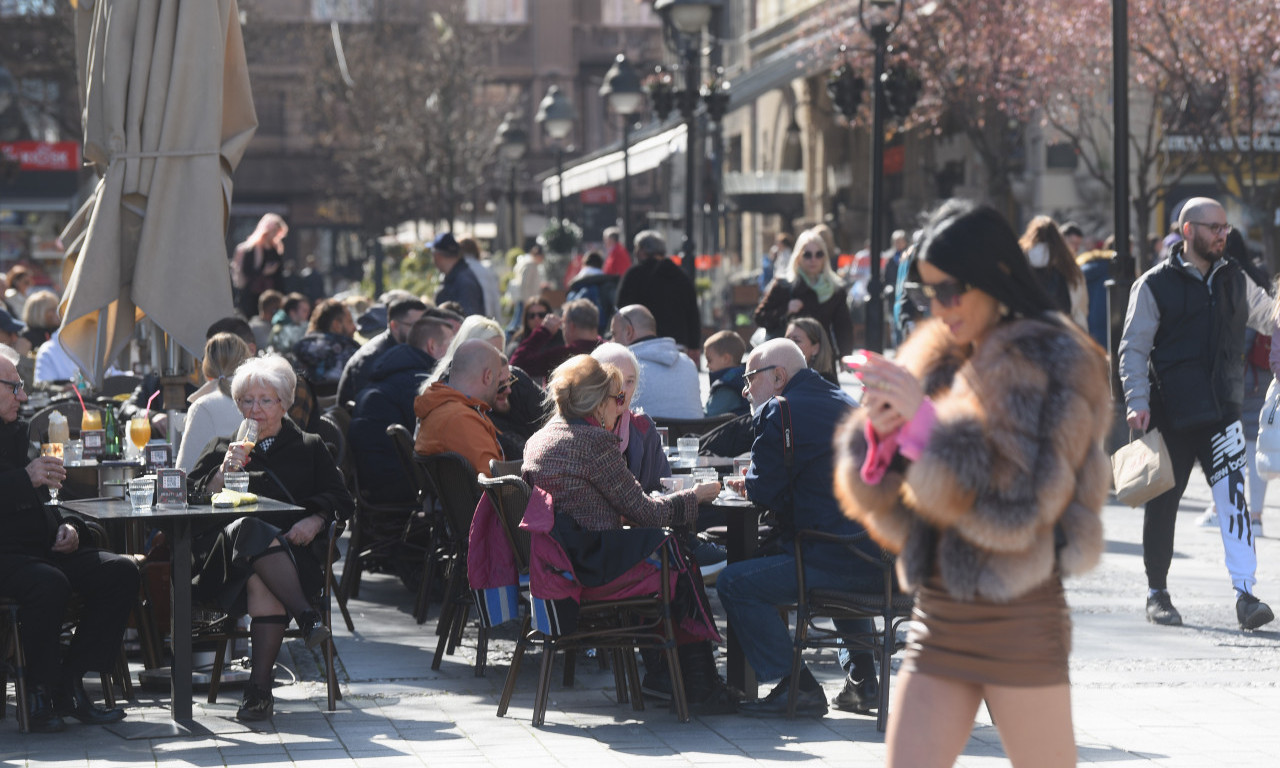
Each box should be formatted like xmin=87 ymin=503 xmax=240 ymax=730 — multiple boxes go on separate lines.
xmin=146 ymin=390 xmax=160 ymax=412
xmin=69 ymin=383 xmax=86 ymax=413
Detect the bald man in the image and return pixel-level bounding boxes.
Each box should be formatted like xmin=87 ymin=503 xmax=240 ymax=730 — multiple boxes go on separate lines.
xmin=413 ymin=339 xmax=508 ymax=477
xmin=716 ymin=339 xmax=885 ymax=717
xmin=610 ymin=304 xmax=702 ymax=419
xmin=1120 ymin=196 xmax=1274 ymax=630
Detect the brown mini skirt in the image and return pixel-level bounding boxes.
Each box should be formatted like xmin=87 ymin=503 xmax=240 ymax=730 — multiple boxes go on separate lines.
xmin=901 ymin=575 xmax=1071 ymax=687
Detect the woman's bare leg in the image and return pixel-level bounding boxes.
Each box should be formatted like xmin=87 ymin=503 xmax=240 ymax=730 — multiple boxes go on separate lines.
xmin=983 ymin=682 xmax=1076 ymax=768
xmin=887 ymin=669 xmax=985 ymax=768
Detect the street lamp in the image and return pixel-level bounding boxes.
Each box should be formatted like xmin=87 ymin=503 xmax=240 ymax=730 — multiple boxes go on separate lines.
xmin=495 ymin=112 xmax=528 ymax=253
xmin=858 ymin=0 xmax=906 ymax=354
xmin=654 ymin=0 xmax=723 ymax=283
xmin=536 ymin=84 xmax=575 ymax=223
xmin=600 ymin=54 xmax=644 ymax=245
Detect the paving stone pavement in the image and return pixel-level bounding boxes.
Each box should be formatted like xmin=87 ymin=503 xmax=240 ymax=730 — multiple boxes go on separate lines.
xmin=4 ymin=470 xmax=1280 ymax=766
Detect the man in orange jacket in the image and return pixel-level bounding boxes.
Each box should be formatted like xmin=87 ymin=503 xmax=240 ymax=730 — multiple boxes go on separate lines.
xmin=413 ymin=339 xmax=508 ymax=477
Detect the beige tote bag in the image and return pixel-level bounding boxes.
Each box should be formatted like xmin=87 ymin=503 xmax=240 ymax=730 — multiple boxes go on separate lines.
xmin=1111 ymin=428 xmax=1175 ymax=507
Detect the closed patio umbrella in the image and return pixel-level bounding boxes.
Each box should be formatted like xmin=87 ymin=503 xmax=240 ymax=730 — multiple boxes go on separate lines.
xmin=59 ymin=0 xmax=257 ymax=384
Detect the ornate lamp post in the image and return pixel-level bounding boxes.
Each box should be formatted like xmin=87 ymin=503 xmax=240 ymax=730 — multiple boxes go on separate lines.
xmin=654 ymin=0 xmax=723 ymax=283
xmin=536 ymin=84 xmax=575 ymax=223
xmin=600 ymin=54 xmax=645 ymax=246
xmin=494 ymin=112 xmax=528 ymax=253
xmin=858 ymin=0 xmax=905 ymax=354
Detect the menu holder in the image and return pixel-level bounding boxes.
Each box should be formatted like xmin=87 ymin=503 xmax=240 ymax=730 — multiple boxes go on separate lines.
xmin=156 ymin=468 xmax=187 ymax=506
xmin=82 ymin=429 xmax=105 ymax=459
xmin=146 ymin=444 xmax=174 ymax=471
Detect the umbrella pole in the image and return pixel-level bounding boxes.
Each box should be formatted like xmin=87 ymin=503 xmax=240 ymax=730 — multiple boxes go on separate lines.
xmin=165 ymin=331 xmax=181 ymax=448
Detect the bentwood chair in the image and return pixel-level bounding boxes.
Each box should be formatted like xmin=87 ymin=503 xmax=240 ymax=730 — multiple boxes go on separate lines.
xmin=785 ymin=529 xmax=913 ymax=731
xmin=385 ymin=424 xmax=443 ymax=623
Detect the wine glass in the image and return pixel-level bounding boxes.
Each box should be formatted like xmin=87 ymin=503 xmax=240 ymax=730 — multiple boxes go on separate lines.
xmin=229 ymin=418 xmax=258 ymax=471
xmin=128 ymin=412 xmax=151 ymax=459
xmin=40 ymin=442 xmax=64 ymax=505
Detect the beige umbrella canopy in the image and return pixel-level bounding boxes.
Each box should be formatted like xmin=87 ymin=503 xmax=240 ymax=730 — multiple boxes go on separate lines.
xmin=59 ymin=0 xmax=257 ymax=384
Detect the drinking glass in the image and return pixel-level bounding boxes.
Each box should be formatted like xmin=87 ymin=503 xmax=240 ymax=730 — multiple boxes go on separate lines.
xmin=733 ymin=457 xmax=752 ymax=478
xmin=128 ymin=477 xmax=155 ymax=512
xmin=40 ymin=443 xmax=63 ymax=505
xmin=129 ymin=413 xmax=151 ymax=456
xmin=659 ymin=476 xmax=688 ymax=493
xmin=676 ymin=437 xmax=699 ymax=461
xmin=80 ymin=409 xmax=102 ymax=432
xmin=64 ymin=440 xmax=84 ymax=467
xmin=656 ymin=427 xmax=669 ymax=450
xmin=224 ymin=471 xmax=251 ymax=494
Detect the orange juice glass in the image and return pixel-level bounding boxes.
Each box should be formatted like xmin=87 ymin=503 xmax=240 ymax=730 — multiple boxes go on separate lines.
xmin=80 ymin=409 xmax=102 ymax=432
xmin=129 ymin=415 xmax=151 ymax=450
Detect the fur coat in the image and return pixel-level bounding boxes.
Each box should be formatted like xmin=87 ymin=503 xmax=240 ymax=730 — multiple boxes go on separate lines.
xmin=834 ymin=315 xmax=1111 ymax=602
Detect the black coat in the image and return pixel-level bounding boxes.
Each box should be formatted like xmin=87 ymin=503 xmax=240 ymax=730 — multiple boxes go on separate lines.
xmin=753 ymin=277 xmax=854 ymax=357
xmin=0 ymin=419 xmax=88 ymax=583
xmin=348 ymin=344 xmax=437 ymax=501
xmin=615 ymin=258 xmax=702 ymax=350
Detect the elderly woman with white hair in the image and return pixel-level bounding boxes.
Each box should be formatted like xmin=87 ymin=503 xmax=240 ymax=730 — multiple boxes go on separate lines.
xmin=590 ymin=342 xmax=670 ymax=493
xmin=422 ymin=315 xmax=546 ymax=458
xmin=188 ymin=354 xmax=353 ymax=723
xmin=754 ymin=228 xmax=854 ymax=359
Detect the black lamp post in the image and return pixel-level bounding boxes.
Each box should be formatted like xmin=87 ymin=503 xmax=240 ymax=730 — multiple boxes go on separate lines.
xmin=654 ymin=0 xmax=722 ymax=283
xmin=858 ymin=0 xmax=906 ymax=354
xmin=536 ymin=84 xmax=575 ymax=223
xmin=495 ymin=112 xmax=528 ymax=253
xmin=600 ymin=54 xmax=645 ymax=246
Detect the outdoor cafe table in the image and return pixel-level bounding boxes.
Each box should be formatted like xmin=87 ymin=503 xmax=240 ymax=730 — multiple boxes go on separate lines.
xmin=701 ymin=492 xmax=761 ymax=700
xmin=60 ymin=496 xmax=304 ymax=738
xmin=669 ymin=455 xmax=736 ymax=473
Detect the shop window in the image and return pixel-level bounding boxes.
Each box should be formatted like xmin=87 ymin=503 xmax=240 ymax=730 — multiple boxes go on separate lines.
xmin=466 ymin=0 xmax=527 ymax=24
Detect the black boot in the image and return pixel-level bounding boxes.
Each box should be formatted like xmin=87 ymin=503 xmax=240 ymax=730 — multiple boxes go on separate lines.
xmin=676 ymin=642 xmax=740 ymax=716
xmin=54 ymin=672 xmax=126 ymax=725
xmin=27 ymin=685 xmax=67 ymax=733
xmin=638 ymin=647 xmax=673 ymax=701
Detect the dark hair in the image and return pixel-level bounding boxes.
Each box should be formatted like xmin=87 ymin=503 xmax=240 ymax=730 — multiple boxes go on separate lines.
xmin=408 ymin=316 xmax=454 ymax=351
xmin=917 ymin=200 xmax=1055 ymax=320
xmin=424 ymin=306 xmax=465 ymax=327
xmin=437 ymin=300 xmax=465 ymax=316
xmin=258 ymin=289 xmax=284 ymax=316
xmin=283 ymin=292 xmax=309 ymax=315
xmin=309 ymin=298 xmax=349 ymax=334
xmin=1018 ymin=215 xmax=1084 ymax=289
xmin=584 ymin=250 xmax=604 ymax=269
xmin=388 ymin=297 xmax=428 ymax=325
xmin=206 ymin=316 xmax=255 ymax=346
xmin=1060 ymin=221 xmax=1084 ymax=238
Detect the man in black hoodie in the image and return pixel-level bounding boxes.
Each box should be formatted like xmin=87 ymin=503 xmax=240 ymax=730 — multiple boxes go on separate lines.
xmin=0 ymin=347 xmax=139 ymax=732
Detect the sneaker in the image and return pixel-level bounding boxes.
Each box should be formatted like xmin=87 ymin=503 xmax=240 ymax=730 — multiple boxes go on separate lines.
xmin=1146 ymin=591 xmax=1183 ymax=626
xmin=236 ymin=684 xmax=274 ymax=722
xmin=1237 ymin=593 xmax=1275 ymax=630
xmin=692 ymin=539 xmax=728 ymax=585
xmin=831 ymin=673 xmax=879 ymax=714
xmin=1196 ymin=506 xmax=1218 ymax=528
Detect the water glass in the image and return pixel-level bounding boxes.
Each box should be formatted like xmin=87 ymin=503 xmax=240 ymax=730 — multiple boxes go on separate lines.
xmin=128 ymin=477 xmax=155 ymax=512
xmin=676 ymin=437 xmax=699 ymax=461
xmin=224 ymin=471 xmax=251 ymax=493
xmin=659 ymin=476 xmax=689 ymax=493
xmin=733 ymin=457 xmax=752 ymax=478
xmin=65 ymin=440 xmax=84 ymax=467
xmin=691 ymin=467 xmax=719 ymax=484
xmin=656 ymin=427 xmax=669 ymax=449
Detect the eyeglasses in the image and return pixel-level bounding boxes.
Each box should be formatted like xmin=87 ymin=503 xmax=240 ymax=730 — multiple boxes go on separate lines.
xmin=743 ymin=364 xmax=778 ymax=386
xmin=0 ymin=378 xmax=23 ymax=396
xmin=527 ymin=312 xmax=547 ymax=320
xmin=498 ymin=376 xmax=516 ymax=393
xmin=610 ymin=391 xmax=626 ymax=406
xmin=237 ymin=397 xmax=280 ymax=410
xmin=801 ymin=250 xmax=826 ymax=260
xmin=903 ymin=280 xmax=973 ymax=311
xmin=1188 ymin=221 xmax=1232 ymax=236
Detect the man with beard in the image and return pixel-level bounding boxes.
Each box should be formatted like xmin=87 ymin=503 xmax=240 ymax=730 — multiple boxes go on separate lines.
xmin=1120 ymin=196 xmax=1275 ymax=630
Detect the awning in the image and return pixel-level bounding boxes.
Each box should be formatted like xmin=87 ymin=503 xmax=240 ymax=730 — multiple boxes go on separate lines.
xmin=723 ymin=170 xmax=805 ymax=215
xmin=542 ymin=123 xmax=686 ymax=204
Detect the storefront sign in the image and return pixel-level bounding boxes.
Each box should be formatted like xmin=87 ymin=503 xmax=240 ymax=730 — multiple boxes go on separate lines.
xmin=0 ymin=141 xmax=81 ymax=172
xmin=580 ymin=186 xmax=617 ymax=205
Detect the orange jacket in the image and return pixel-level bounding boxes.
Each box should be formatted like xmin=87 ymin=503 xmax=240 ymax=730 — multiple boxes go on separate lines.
xmin=413 ymin=382 xmax=502 ymax=477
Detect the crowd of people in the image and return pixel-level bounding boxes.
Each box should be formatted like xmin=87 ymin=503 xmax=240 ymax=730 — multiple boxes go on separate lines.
xmin=1 ymin=197 xmax=1275 ymax=768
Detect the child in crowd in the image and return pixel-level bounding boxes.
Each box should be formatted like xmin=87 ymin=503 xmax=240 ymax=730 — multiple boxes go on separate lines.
xmin=704 ymin=330 xmax=750 ymax=417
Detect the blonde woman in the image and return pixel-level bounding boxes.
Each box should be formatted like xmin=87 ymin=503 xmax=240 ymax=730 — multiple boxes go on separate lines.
xmin=177 ymin=333 xmax=253 ymax=472
xmin=753 ymin=228 xmax=853 ymax=358
xmin=232 ymin=213 xmax=288 ymax=318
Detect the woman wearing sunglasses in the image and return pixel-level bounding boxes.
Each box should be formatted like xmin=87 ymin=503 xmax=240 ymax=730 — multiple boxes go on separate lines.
xmin=754 ymin=228 xmax=853 ymax=359
xmin=505 ymin=297 xmax=555 ymax=356
xmin=835 ymin=200 xmax=1111 ymax=767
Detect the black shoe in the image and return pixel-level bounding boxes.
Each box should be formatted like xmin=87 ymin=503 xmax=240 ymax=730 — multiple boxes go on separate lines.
xmin=1237 ymin=592 xmax=1275 ymax=630
xmin=236 ymin=684 xmax=274 ymax=722
xmin=26 ymin=686 xmax=67 ymax=733
xmin=739 ymin=677 xmax=828 ymax=718
xmin=53 ymin=675 xmax=126 ymax=725
xmin=1146 ymin=591 xmax=1182 ymax=626
xmin=676 ymin=641 xmax=739 ymax=715
xmin=685 ymin=677 xmax=741 ymax=716
xmin=832 ymin=673 xmax=879 ymax=714
xmin=639 ymin=647 xmax=672 ymax=701
xmin=298 ymin=611 xmax=330 ymax=650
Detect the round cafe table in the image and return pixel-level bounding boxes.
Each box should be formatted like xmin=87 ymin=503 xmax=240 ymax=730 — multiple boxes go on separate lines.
xmin=669 ymin=455 xmax=735 ymax=473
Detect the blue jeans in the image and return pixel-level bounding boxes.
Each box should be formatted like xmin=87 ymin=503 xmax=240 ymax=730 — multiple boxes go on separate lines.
xmin=716 ymin=552 xmax=881 ymax=683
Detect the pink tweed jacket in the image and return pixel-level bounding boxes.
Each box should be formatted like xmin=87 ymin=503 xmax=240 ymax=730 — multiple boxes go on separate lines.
xmin=522 ymin=420 xmax=698 ymax=531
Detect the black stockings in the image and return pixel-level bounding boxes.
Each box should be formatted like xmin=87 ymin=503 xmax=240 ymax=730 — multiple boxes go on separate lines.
xmin=250 ymin=544 xmax=312 ymax=619
xmin=249 ymin=615 xmax=288 ymax=688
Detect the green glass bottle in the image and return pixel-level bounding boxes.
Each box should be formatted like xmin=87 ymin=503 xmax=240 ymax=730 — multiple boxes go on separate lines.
xmin=103 ymin=405 xmax=122 ymax=460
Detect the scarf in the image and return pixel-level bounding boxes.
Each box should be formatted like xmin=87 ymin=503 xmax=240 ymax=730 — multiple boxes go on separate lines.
xmin=798 ymin=269 xmax=836 ymax=304
xmin=613 ymin=410 xmax=632 ymax=453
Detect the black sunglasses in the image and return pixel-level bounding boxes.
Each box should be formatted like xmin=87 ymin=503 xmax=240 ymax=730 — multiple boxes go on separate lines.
xmin=903 ymin=280 xmax=973 ymax=311
xmin=801 ymin=249 xmax=826 ymax=260
xmin=0 ymin=378 xmax=23 ymax=396
xmin=526 ymin=311 xmax=547 ymax=320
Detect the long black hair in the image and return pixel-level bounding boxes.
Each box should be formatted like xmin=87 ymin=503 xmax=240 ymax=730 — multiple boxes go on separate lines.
xmin=916 ymin=199 xmax=1057 ymax=320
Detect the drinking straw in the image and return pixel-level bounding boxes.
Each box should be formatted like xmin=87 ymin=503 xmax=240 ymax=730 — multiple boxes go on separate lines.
xmin=146 ymin=390 xmax=160 ymax=412
xmin=69 ymin=382 xmax=86 ymax=413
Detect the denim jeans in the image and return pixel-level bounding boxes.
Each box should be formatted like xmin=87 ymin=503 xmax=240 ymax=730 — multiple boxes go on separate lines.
xmin=716 ymin=552 xmax=882 ymax=683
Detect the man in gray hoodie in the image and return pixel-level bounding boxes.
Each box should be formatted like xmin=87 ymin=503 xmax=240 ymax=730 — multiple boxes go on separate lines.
xmin=611 ymin=305 xmax=703 ymax=419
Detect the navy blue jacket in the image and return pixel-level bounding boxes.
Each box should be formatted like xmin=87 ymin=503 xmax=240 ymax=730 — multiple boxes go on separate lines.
xmin=348 ymin=344 xmax=438 ymax=502
xmin=436 ymin=260 xmax=485 ymax=317
xmin=705 ymin=365 xmax=749 ymax=417
xmin=745 ymin=368 xmax=878 ymax=574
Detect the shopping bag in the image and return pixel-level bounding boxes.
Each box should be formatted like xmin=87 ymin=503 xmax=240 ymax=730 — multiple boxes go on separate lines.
xmin=1255 ymin=377 xmax=1280 ymax=479
xmin=1111 ymin=428 xmax=1174 ymax=507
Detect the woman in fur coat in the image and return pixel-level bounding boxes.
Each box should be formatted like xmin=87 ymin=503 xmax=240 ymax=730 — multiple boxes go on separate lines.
xmin=836 ymin=200 xmax=1111 ymax=767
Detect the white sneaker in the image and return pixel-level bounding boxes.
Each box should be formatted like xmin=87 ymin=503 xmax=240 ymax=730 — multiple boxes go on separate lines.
xmin=1196 ymin=506 xmax=1218 ymax=528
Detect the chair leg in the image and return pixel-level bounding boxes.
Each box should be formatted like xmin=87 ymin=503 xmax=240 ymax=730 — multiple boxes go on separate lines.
xmin=207 ymin=636 xmax=229 ymax=704
xmin=6 ymin=607 xmax=30 ymax=733
xmin=115 ymin=648 xmax=134 ymax=699
xmin=324 ymin=633 xmax=339 ymax=711
xmin=447 ymin=601 xmax=470 ymax=655
xmin=330 ymin=571 xmax=355 ymax=633
xmin=474 ymin=624 xmax=488 ymax=678
xmin=623 ymin=650 xmax=645 ymax=711
xmin=99 ymin=672 xmax=115 ymax=709
xmin=664 ymin=641 xmax=689 ymax=724
xmin=785 ymin=614 xmax=810 ymax=720
xmin=496 ymin=617 xmax=531 ymax=718
xmin=338 ymin=524 xmax=364 ymax=601
xmin=609 ymin=650 xmax=630 ymax=706
xmin=877 ymin=617 xmax=895 ymax=733
xmin=532 ymin=637 xmax=556 ymax=727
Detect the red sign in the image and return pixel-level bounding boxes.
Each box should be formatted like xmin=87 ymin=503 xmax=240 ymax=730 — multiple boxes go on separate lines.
xmin=579 ymin=186 xmax=617 ymax=205
xmin=0 ymin=141 xmax=81 ymax=172
xmin=883 ymin=145 xmax=904 ymax=175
